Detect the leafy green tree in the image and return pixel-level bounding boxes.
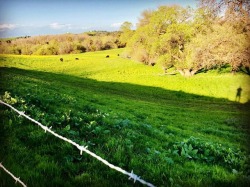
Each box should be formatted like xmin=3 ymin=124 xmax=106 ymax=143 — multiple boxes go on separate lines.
xmin=119 ymin=21 xmax=134 ymax=46
xmin=127 ymin=5 xmax=194 ymax=67
xmin=126 ymin=2 xmax=250 ymax=76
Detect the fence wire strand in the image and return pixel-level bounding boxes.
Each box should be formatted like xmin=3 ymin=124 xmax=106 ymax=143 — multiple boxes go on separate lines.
xmin=0 ymin=100 xmax=155 ymax=187
xmin=0 ymin=163 xmax=27 ymax=187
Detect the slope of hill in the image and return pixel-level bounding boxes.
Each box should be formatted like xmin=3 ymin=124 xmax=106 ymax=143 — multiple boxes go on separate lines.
xmin=0 ymin=49 xmax=249 ymax=186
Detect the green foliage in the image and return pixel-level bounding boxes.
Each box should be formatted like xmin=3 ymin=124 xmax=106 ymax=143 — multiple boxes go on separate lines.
xmin=1 ymin=91 xmax=17 ymax=105
xmin=126 ymin=5 xmax=194 ymax=67
xmin=119 ymin=22 xmax=134 ymax=47
xmin=124 ymin=3 xmax=250 ymax=76
xmin=186 ymin=23 xmax=250 ymax=72
xmin=0 ymin=32 xmax=122 ymax=55
xmin=171 ymin=137 xmax=248 ymax=171
xmin=34 ymin=45 xmax=58 ymax=55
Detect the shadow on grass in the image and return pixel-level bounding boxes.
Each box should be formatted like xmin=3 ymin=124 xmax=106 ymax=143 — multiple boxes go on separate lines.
xmin=0 ymin=67 xmax=249 ymax=112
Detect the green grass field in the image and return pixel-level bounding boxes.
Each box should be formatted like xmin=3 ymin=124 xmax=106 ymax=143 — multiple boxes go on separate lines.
xmin=0 ymin=48 xmax=250 ymax=186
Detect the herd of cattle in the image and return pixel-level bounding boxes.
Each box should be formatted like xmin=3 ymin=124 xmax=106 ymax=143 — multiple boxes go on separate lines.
xmin=60 ymin=57 xmax=79 ymax=62
xmin=59 ymin=54 xmax=119 ymax=62
xmin=58 ymin=54 xmax=157 ymax=66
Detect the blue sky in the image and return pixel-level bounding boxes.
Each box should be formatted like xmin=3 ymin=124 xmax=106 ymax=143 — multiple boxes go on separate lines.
xmin=0 ymin=0 xmax=197 ymax=38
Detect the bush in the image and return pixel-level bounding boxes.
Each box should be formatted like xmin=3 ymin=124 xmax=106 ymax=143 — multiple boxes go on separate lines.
xmin=0 ymin=32 xmax=122 ymax=55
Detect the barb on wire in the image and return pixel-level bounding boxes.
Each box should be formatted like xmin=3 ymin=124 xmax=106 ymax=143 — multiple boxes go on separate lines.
xmin=0 ymin=163 xmax=27 ymax=187
xmin=0 ymin=100 xmax=155 ymax=187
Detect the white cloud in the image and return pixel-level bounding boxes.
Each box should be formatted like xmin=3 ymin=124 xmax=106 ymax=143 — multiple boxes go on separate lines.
xmin=0 ymin=24 xmax=17 ymax=31
xmin=81 ymin=26 xmax=92 ymax=30
xmin=110 ymin=22 xmax=123 ymax=28
xmin=49 ymin=22 xmax=72 ymax=29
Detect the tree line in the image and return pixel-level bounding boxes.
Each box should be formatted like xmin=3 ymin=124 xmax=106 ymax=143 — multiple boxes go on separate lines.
xmin=120 ymin=0 xmax=250 ymax=76
xmin=0 ymin=0 xmax=249 ymax=76
xmin=0 ymin=31 xmax=124 ymax=55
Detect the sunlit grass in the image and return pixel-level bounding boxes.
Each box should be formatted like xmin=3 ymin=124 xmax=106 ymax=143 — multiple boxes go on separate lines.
xmin=1 ymin=48 xmax=249 ymax=103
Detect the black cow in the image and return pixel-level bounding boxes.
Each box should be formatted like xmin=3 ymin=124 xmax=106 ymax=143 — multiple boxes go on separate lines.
xmin=150 ymin=62 xmax=156 ymax=66
xmin=106 ymin=55 xmax=109 ymax=58
xmin=60 ymin=58 xmax=63 ymax=62
xmin=75 ymin=58 xmax=79 ymax=60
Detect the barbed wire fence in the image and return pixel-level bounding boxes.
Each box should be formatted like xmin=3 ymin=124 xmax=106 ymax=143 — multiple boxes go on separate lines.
xmin=0 ymin=163 xmax=27 ymax=187
xmin=0 ymin=100 xmax=156 ymax=187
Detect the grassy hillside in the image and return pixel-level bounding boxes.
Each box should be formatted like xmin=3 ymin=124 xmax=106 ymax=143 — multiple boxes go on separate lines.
xmin=0 ymin=48 xmax=249 ymax=103
xmin=0 ymin=49 xmax=249 ymax=186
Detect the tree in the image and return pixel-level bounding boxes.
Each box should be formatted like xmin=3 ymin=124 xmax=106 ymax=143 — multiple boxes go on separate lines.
xmin=119 ymin=21 xmax=134 ymax=46
xmin=198 ymin=0 xmax=250 ymax=17
xmin=194 ymin=0 xmax=250 ymax=74
xmin=198 ymin=0 xmax=250 ymax=31
xmin=137 ymin=9 xmax=153 ymax=28
xmin=126 ymin=3 xmax=250 ymax=76
xmin=178 ymin=23 xmax=250 ymax=75
xmin=120 ymin=21 xmax=133 ymax=32
xmin=126 ymin=5 xmax=194 ymax=67
xmin=0 ymin=32 xmax=122 ymax=55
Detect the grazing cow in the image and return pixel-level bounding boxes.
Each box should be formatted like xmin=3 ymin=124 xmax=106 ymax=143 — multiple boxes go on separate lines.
xmin=150 ymin=62 xmax=156 ymax=66
xmin=117 ymin=54 xmax=120 ymax=56
xmin=60 ymin=58 xmax=63 ymax=62
xmin=106 ymin=55 xmax=109 ymax=58
xmin=75 ymin=58 xmax=79 ymax=60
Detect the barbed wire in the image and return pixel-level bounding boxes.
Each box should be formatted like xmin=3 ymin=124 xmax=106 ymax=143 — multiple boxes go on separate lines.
xmin=0 ymin=163 xmax=27 ymax=187
xmin=0 ymin=100 xmax=155 ymax=187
